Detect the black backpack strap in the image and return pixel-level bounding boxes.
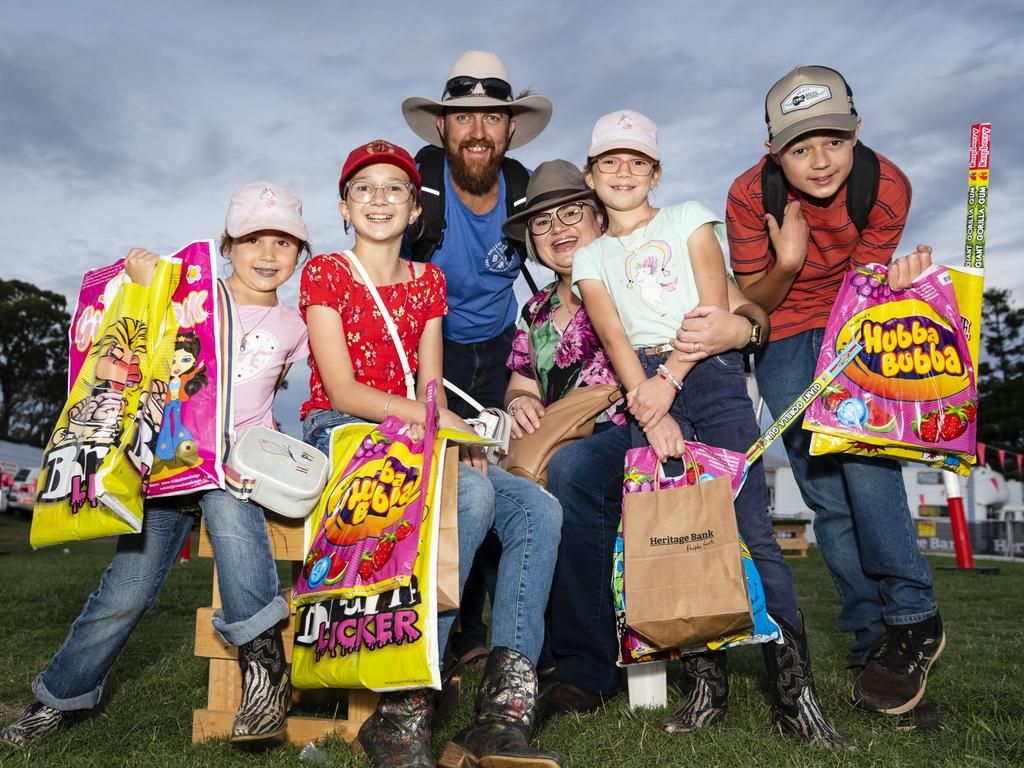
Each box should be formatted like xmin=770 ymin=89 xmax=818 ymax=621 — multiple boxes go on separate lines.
xmin=846 ymin=141 xmax=880 ymax=235
xmin=410 ymin=145 xmax=446 ymax=262
xmin=501 ymin=158 xmax=539 ymax=294
xmin=759 ymin=155 xmax=788 ymax=231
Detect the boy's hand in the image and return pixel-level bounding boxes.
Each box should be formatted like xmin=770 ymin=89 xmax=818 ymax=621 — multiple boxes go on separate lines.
xmin=672 ymin=305 xmax=749 ymax=362
xmin=888 ymin=244 xmax=933 ymax=290
xmin=124 ymin=248 xmax=159 ymax=287
xmin=766 ymin=200 xmax=809 ymax=275
xmin=644 ymin=415 xmax=686 ymax=463
xmin=627 ymin=376 xmax=675 ymax=427
xmin=508 ymin=395 xmax=545 ymax=439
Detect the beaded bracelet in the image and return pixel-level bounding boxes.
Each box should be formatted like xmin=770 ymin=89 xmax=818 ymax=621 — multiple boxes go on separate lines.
xmin=657 ymin=364 xmax=683 ymax=391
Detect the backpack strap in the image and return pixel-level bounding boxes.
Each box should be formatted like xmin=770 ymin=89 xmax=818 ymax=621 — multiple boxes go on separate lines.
xmin=501 ymin=157 xmax=539 ymax=294
xmin=846 ymin=141 xmax=880 ymax=234
xmin=410 ymin=145 xmax=447 ymax=263
xmin=759 ymin=141 xmax=881 ymax=235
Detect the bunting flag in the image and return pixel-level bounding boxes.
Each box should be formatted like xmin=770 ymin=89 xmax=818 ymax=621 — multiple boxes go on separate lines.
xmin=998 ymin=449 xmax=1006 ymax=467
xmin=1017 ymin=453 xmax=1023 ymax=476
xmin=977 ymin=442 xmax=987 ymax=466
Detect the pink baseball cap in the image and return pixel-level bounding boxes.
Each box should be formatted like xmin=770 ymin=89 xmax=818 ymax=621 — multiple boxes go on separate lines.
xmin=225 ymin=181 xmax=308 ymax=241
xmin=587 ymin=109 xmax=660 ymax=161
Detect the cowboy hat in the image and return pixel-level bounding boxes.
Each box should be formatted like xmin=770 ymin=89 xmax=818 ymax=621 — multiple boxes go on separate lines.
xmin=401 ymin=50 xmax=553 ymax=150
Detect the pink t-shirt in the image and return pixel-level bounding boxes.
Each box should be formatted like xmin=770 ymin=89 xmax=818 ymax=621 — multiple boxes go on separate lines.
xmin=230 ymin=301 xmax=308 ymax=434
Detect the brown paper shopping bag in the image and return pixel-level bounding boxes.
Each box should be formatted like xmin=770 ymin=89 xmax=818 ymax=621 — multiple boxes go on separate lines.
xmin=623 ymin=475 xmax=752 ymax=649
xmin=436 ymin=444 xmax=461 ymax=613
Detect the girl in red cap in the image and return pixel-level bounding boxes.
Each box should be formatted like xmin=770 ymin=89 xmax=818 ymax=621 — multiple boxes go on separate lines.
xmin=300 ymin=140 xmax=564 ymax=768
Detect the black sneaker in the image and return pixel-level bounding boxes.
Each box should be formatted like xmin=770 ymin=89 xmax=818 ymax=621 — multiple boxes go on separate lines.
xmin=852 ymin=613 xmax=945 ymax=715
xmin=0 ymin=702 xmax=80 ymax=749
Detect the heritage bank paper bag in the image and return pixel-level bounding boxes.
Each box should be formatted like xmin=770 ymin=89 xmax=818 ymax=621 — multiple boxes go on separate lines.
xmin=623 ymin=475 xmax=753 ymax=649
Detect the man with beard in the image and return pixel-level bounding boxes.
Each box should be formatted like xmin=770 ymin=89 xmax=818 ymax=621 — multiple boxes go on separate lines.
xmin=402 ymin=50 xmax=552 ymax=416
xmin=402 ymin=51 xmax=554 ymax=675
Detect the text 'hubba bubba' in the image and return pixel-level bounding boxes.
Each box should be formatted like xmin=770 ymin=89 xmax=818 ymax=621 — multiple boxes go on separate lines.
xmin=340 ymin=457 xmax=420 ymax=527
xmin=862 ymin=318 xmax=964 ymax=378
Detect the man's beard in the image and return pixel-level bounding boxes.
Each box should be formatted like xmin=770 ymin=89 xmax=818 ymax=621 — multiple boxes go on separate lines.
xmin=445 ymin=136 xmax=505 ymax=196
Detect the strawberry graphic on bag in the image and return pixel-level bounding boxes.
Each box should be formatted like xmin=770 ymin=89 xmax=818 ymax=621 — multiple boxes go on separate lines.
xmin=963 ymin=400 xmax=978 ymax=423
xmin=913 ymin=411 xmax=940 ymax=443
xmin=939 ymin=405 xmax=968 ymax=441
xmin=302 ymin=548 xmax=323 ymax=579
xmin=394 ymin=520 xmax=413 ymax=541
xmin=823 ymin=384 xmax=850 ymax=413
xmin=373 ymin=533 xmax=397 ymax=571
xmin=684 ymin=460 xmax=706 ymax=485
xmin=357 ymin=551 xmax=374 ymax=581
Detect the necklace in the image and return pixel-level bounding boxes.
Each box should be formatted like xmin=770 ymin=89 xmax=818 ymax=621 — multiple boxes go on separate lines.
xmin=238 ymin=305 xmax=274 ymax=351
xmin=611 ymin=211 xmax=655 ymax=252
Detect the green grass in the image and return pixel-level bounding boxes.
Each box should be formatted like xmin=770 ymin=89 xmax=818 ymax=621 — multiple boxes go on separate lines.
xmin=1 ymin=513 xmax=1022 ymax=767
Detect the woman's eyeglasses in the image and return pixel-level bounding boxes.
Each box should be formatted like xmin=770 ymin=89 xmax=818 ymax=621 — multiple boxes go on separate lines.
xmin=528 ymin=203 xmax=591 ymax=236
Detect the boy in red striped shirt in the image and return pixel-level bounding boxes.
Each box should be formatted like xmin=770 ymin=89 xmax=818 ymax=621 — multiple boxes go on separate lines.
xmin=726 ymin=65 xmax=942 ymax=723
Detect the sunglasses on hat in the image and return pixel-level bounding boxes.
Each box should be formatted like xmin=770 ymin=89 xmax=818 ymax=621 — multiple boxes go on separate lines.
xmin=444 ymin=76 xmax=513 ymax=102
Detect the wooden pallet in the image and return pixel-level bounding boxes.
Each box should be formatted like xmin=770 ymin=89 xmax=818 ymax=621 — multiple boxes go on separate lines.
xmin=771 ymin=518 xmax=811 ymax=558
xmin=191 ymin=514 xmax=379 ymax=745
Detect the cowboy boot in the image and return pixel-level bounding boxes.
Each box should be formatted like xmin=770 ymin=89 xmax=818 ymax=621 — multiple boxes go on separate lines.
xmin=439 ymin=646 xmax=562 ymax=768
xmin=353 ymin=688 xmax=435 ymax=768
xmin=660 ymin=650 xmax=728 ymax=734
xmin=231 ymin=626 xmax=291 ymax=744
xmin=762 ymin=613 xmax=847 ymax=748
xmin=0 ymin=702 xmax=82 ymax=749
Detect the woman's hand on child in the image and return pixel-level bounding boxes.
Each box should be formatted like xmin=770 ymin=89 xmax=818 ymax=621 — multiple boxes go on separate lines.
xmin=124 ymin=248 xmax=159 ymax=287
xmin=888 ymin=245 xmax=933 ymax=290
xmin=766 ymin=200 xmax=809 ymax=276
xmin=645 ymin=415 xmax=686 ymax=463
xmin=672 ymin=305 xmax=749 ymax=362
xmin=508 ymin=395 xmax=545 ymax=439
xmin=627 ymin=376 xmax=675 ymax=428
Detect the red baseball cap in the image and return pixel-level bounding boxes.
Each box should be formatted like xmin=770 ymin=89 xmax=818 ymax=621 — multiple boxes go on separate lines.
xmin=339 ymin=139 xmax=421 ymax=195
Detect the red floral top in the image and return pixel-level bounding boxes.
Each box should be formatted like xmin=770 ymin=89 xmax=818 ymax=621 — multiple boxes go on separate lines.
xmin=299 ymin=252 xmax=448 ymax=419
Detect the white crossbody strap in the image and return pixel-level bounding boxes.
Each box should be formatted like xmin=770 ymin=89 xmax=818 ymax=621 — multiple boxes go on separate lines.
xmin=344 ymin=250 xmax=486 ymax=412
xmin=344 ymin=250 xmax=416 ymax=400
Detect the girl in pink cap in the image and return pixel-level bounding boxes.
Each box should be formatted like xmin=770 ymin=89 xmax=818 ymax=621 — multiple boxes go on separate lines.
xmin=1 ymin=182 xmax=311 ymax=750
xmin=572 ymin=109 xmax=845 ymax=747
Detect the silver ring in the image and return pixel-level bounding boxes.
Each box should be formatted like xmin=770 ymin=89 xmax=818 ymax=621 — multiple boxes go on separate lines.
xmin=508 ymin=402 xmax=518 ymax=416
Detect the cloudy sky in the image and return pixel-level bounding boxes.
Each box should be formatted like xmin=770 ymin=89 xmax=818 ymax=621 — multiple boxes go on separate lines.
xmin=3 ymin=0 xmax=1022 ymax=435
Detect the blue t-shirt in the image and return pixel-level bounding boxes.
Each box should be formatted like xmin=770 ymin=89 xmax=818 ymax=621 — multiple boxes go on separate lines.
xmin=427 ymin=160 xmax=520 ymax=343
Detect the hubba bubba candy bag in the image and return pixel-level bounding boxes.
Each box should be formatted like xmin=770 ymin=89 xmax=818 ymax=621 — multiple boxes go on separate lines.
xmin=292 ymin=406 xmax=439 ymax=606
xmin=31 ymin=258 xmax=181 ymax=548
xmin=612 ymin=443 xmax=782 ymax=666
xmin=802 ymin=263 xmax=978 ymax=476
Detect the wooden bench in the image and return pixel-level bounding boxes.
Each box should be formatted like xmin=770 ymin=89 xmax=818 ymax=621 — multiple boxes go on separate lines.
xmin=771 ymin=517 xmax=811 ymax=558
xmin=191 ymin=514 xmax=378 ymax=745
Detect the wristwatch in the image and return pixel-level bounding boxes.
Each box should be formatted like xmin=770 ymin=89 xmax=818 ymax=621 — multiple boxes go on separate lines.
xmin=743 ymin=317 xmax=764 ymax=353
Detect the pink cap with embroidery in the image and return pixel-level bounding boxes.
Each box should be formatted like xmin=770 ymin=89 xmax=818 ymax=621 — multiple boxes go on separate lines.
xmin=587 ymin=109 xmax=660 ymax=161
xmin=225 ymin=181 xmax=308 ymax=241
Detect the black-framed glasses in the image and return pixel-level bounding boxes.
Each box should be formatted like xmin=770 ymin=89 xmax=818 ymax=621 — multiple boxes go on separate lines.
xmin=344 ymin=181 xmax=415 ymax=205
xmin=593 ymin=156 xmax=656 ymax=176
xmin=527 ymin=202 xmax=591 ymax=236
xmin=444 ymin=76 xmax=513 ymax=102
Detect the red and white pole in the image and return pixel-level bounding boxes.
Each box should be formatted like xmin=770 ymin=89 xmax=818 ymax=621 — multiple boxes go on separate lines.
xmin=943 ymin=471 xmax=973 ymax=569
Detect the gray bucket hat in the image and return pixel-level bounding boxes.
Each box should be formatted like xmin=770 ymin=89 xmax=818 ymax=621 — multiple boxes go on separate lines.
xmin=402 ymin=50 xmax=553 ymax=150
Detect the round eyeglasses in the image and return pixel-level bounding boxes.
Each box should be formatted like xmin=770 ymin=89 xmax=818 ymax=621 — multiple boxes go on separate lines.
xmin=593 ymin=156 xmax=655 ymax=176
xmin=345 ymin=181 xmax=416 ymax=205
xmin=527 ymin=202 xmax=591 ymax=236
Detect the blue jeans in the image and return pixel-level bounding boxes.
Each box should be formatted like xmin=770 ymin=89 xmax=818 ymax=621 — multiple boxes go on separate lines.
xmin=303 ymin=409 xmax=494 ymax=662
xmin=633 ymin=350 xmax=800 ymax=630
xmin=756 ymin=329 xmax=936 ymax=662
xmin=546 ymin=421 xmax=632 ymax=695
xmin=33 ymin=491 xmax=287 ymax=711
xmin=303 ymin=409 xmax=561 ymax=665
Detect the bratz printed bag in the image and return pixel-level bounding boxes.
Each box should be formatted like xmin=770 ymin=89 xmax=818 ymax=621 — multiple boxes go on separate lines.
xmin=802 ymin=264 xmax=978 ymax=475
xmin=32 ymin=259 xmax=180 ymax=547
xmin=66 ymin=242 xmax=224 ymax=498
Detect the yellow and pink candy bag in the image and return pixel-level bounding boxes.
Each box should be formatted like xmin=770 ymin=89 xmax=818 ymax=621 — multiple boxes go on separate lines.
xmin=802 ymin=263 xmax=978 ymax=475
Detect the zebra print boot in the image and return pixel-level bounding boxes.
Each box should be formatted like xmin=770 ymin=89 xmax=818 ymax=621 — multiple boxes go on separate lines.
xmin=659 ymin=651 xmax=728 ymax=734
xmin=0 ymin=702 xmax=80 ymax=749
xmin=231 ymin=626 xmax=290 ymax=744
xmin=762 ymin=614 xmax=847 ymax=748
